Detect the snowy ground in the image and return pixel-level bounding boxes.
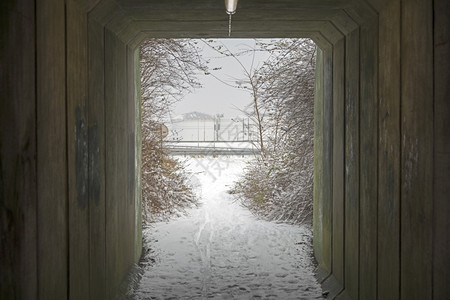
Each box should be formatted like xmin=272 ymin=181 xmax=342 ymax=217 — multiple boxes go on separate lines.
xmin=132 ymin=156 xmax=323 ymax=299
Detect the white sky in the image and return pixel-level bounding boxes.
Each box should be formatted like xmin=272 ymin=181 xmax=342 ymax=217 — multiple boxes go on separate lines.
xmin=171 ymin=39 xmax=272 ymax=119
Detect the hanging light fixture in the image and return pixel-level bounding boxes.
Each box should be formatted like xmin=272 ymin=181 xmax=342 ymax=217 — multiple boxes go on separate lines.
xmin=225 ymin=0 xmax=238 ymax=37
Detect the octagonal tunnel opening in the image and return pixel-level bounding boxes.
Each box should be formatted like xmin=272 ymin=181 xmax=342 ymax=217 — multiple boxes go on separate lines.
xmin=129 ymin=38 xmax=324 ymax=298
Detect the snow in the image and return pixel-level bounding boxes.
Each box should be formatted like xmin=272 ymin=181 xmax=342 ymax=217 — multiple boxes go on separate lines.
xmin=132 ymin=156 xmax=323 ymax=299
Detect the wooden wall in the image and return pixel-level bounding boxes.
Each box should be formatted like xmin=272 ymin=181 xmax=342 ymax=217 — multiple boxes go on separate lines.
xmin=313 ymin=0 xmax=449 ymax=298
xmin=1 ymin=0 xmax=141 ymax=298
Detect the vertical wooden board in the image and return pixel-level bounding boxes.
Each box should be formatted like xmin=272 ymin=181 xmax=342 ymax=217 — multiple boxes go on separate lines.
xmin=400 ymin=0 xmax=433 ymax=298
xmin=36 ymin=0 xmax=68 ymax=298
xmin=122 ymin=44 xmax=130 ymax=275
xmin=134 ymin=47 xmax=144 ymax=262
xmin=116 ymin=39 xmax=129 ymax=286
xmin=88 ymin=18 xmax=107 ymax=300
xmin=0 ymin=0 xmax=37 ymax=298
xmin=433 ymin=0 xmax=450 ymax=297
xmin=127 ymin=46 xmax=137 ymax=266
xmin=105 ymin=30 xmax=130 ymax=296
xmin=378 ymin=1 xmax=401 ymax=298
xmin=104 ymin=29 xmax=120 ymax=298
xmin=132 ymin=46 xmax=143 ymax=262
xmin=313 ymin=47 xmax=324 ymax=268
xmin=332 ymin=38 xmax=345 ymax=290
xmin=343 ymin=28 xmax=359 ymax=300
xmin=66 ymin=1 xmax=90 ymax=298
xmin=321 ymin=49 xmax=334 ymax=276
xmin=358 ymin=19 xmax=378 ymax=300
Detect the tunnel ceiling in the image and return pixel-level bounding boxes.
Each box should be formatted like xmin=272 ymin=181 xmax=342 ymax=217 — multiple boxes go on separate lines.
xmin=90 ymin=0 xmax=379 ymax=48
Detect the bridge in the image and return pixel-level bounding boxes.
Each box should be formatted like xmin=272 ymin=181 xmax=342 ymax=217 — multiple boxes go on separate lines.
xmin=166 ymin=141 xmax=259 ymax=156
xmin=1 ymin=0 xmax=448 ymax=299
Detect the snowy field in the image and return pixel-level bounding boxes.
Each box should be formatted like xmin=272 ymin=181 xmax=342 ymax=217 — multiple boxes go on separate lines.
xmin=132 ymin=156 xmax=323 ymax=299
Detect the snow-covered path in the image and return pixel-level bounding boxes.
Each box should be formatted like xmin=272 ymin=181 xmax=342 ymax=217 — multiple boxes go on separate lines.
xmin=133 ymin=157 xmax=322 ymax=299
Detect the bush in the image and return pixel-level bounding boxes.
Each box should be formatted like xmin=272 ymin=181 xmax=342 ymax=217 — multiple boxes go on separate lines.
xmin=230 ymin=38 xmax=316 ymax=225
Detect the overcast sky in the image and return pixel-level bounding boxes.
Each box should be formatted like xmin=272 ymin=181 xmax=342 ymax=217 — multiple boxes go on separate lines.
xmin=171 ymin=39 xmax=272 ymax=119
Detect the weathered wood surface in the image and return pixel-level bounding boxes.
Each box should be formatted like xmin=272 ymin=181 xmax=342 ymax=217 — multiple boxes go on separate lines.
xmin=332 ymin=38 xmax=345 ymax=288
xmin=323 ymin=37 xmax=345 ymax=299
xmin=313 ymin=48 xmax=324 ymax=271
xmin=67 ymin=1 xmax=90 ymax=298
xmin=88 ymin=17 xmax=108 ymax=300
xmin=105 ymin=29 xmax=121 ymax=298
xmin=36 ymin=0 xmax=68 ymax=298
xmin=358 ymin=18 xmax=378 ymax=300
xmin=400 ymin=0 xmax=434 ymax=298
xmin=0 ymin=0 xmax=37 ymax=298
xmin=378 ymin=1 xmax=401 ymax=298
xmin=340 ymin=27 xmax=360 ymax=300
xmin=433 ymin=0 xmax=450 ymax=297
xmin=104 ymin=29 xmax=130 ymax=297
xmin=321 ymin=47 xmax=334 ymax=280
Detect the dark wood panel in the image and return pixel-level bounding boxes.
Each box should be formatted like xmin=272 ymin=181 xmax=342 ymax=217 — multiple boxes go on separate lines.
xmin=0 ymin=0 xmax=37 ymax=298
xmin=358 ymin=18 xmax=378 ymax=300
xmin=105 ymin=29 xmax=120 ymax=298
xmin=400 ymin=0 xmax=434 ymax=298
xmin=321 ymin=48 xmax=334 ymax=277
xmin=378 ymin=2 xmax=401 ymax=298
xmin=313 ymin=47 xmax=325 ymax=270
xmin=36 ymin=0 xmax=68 ymax=298
xmin=67 ymin=1 xmax=90 ymax=298
xmin=324 ymin=37 xmax=346 ymax=298
xmin=433 ymin=0 xmax=450 ymax=297
xmin=104 ymin=29 xmax=130 ymax=297
xmin=88 ymin=17 xmax=108 ymax=300
xmin=343 ymin=27 xmax=360 ymax=299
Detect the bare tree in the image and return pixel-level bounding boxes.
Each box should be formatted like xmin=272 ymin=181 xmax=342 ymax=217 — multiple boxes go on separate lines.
xmin=230 ymin=38 xmax=317 ymax=225
xmin=140 ymin=39 xmax=207 ymax=223
xmin=202 ymin=40 xmax=266 ymax=153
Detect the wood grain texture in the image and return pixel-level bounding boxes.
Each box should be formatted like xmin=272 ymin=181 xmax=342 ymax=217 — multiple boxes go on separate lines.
xmin=36 ymin=0 xmax=68 ymax=298
xmin=67 ymin=1 xmax=90 ymax=298
xmin=378 ymin=2 xmax=401 ymax=299
xmin=343 ymin=27 xmax=360 ymax=300
xmin=358 ymin=18 xmax=378 ymax=300
xmin=88 ymin=17 xmax=108 ymax=300
xmin=400 ymin=0 xmax=434 ymax=298
xmin=0 ymin=0 xmax=37 ymax=298
xmin=433 ymin=0 xmax=450 ymax=297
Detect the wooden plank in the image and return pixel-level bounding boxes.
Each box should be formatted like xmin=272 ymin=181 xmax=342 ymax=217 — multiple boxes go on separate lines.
xmin=321 ymin=47 xmax=334 ymax=277
xmin=116 ymin=36 xmax=130 ymax=287
xmin=358 ymin=18 xmax=378 ymax=300
xmin=127 ymin=7 xmax=343 ymax=21
xmin=118 ymin=0 xmax=351 ymax=10
xmin=126 ymin=46 xmax=137 ymax=267
xmin=36 ymin=0 xmax=68 ymax=298
xmin=104 ymin=29 xmax=129 ymax=297
xmin=378 ymin=1 xmax=401 ymax=299
xmin=313 ymin=47 xmax=325 ymax=269
xmin=105 ymin=29 xmax=120 ymax=298
xmin=342 ymin=27 xmax=360 ymax=300
xmin=0 ymin=0 xmax=37 ymax=298
xmin=332 ymin=38 xmax=345 ymax=290
xmin=118 ymin=20 xmax=342 ymax=41
xmin=66 ymin=0 xmax=90 ymax=298
xmin=88 ymin=17 xmax=107 ymax=300
xmin=133 ymin=47 xmax=143 ymax=262
xmin=400 ymin=0 xmax=433 ymax=298
xmin=433 ymin=0 xmax=450 ymax=297
xmin=322 ymin=37 xmax=345 ymax=298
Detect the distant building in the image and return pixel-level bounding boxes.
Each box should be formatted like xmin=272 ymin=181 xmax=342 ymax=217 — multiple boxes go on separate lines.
xmin=168 ymin=112 xmax=257 ymax=142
